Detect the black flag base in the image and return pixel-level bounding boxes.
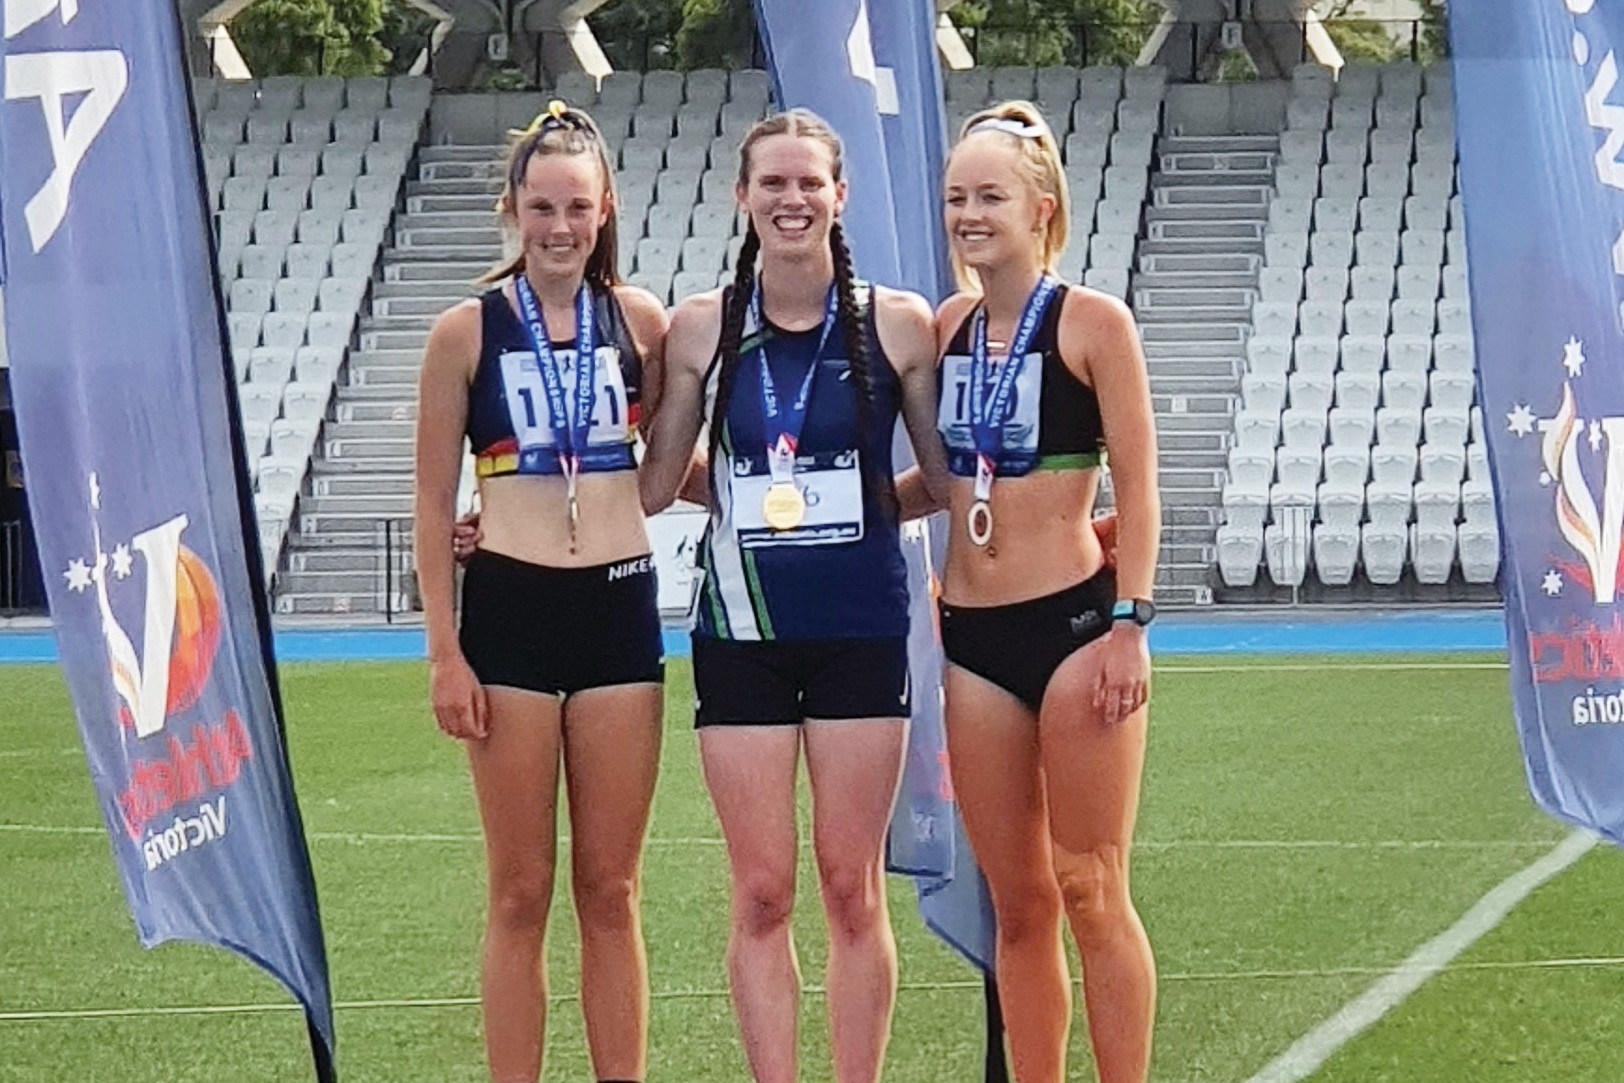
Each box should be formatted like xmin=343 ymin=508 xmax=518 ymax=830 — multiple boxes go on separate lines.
xmin=984 ymin=971 xmax=1009 ymax=1083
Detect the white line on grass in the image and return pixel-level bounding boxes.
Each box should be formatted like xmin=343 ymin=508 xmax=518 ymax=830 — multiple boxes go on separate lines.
xmin=1242 ymin=829 xmax=1599 ymax=1083
xmin=1155 ymin=661 xmax=1508 ymax=673
xmin=11 ymin=950 xmax=1624 ymax=1023
xmin=0 ymin=824 xmax=1564 ymax=850
xmin=0 ymin=822 xmax=1563 ymax=851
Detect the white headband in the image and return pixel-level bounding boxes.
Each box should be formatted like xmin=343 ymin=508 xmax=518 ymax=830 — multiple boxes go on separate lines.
xmin=966 ymin=117 xmax=1045 ymax=140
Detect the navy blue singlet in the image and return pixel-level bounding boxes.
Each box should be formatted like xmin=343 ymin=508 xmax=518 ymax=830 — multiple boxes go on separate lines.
xmin=466 ymin=285 xmax=643 ymax=478
xmin=693 ymin=290 xmax=907 ymax=643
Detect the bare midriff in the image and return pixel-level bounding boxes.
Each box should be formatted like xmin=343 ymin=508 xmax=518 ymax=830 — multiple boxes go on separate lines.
xmin=476 ymin=471 xmax=650 ymax=568
xmin=940 ymin=467 xmax=1105 ymax=606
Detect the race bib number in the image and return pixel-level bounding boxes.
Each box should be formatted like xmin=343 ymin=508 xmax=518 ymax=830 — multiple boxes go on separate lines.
xmin=730 ymin=450 xmax=865 ymax=549
xmin=937 ymin=352 xmax=1044 ymax=456
xmin=498 ymin=346 xmax=630 ymax=451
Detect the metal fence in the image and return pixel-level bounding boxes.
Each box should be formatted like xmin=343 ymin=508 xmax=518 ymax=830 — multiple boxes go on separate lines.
xmin=376 ymin=516 xmax=416 ymax=623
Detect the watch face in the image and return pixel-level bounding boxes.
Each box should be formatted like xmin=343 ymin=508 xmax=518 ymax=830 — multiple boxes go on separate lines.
xmin=1132 ymin=599 xmax=1157 ymax=625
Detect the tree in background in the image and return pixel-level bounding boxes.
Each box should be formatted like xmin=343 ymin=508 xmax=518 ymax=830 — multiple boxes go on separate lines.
xmin=948 ymin=0 xmax=1157 ymax=68
xmin=592 ymin=0 xmax=755 ymax=71
xmin=673 ymin=0 xmax=756 ymax=69
xmin=378 ymin=2 xmax=440 ymax=75
xmin=231 ymin=0 xmax=389 ymax=76
xmin=1420 ymin=0 xmax=1448 ymax=60
xmin=591 ymin=0 xmax=684 ymax=71
xmin=1319 ymin=0 xmax=1402 ymax=64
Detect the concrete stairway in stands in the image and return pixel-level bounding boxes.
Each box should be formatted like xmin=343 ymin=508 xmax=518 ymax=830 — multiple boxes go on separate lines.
xmin=1133 ymin=133 xmax=1276 ymax=606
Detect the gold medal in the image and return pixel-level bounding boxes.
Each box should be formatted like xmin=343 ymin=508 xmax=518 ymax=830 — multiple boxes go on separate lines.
xmin=762 ymin=482 xmax=807 ymax=531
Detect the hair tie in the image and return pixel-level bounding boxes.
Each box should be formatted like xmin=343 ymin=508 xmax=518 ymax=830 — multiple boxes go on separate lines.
xmin=967 ymin=116 xmax=1045 ymax=140
xmin=513 ymin=99 xmax=576 ymax=139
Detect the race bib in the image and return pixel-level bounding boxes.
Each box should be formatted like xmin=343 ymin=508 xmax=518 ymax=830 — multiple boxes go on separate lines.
xmin=730 ymin=450 xmax=865 ymax=549
xmin=499 ymin=346 xmax=630 ymax=451
xmin=937 ymin=352 xmax=1044 ymax=457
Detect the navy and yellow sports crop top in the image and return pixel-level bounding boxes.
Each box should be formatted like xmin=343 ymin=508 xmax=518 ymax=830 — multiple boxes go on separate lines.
xmin=936 ymin=286 xmax=1106 ymax=477
xmin=467 ymin=285 xmax=644 ymax=478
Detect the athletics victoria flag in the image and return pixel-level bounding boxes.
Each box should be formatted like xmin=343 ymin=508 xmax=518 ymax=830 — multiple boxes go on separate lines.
xmin=0 ymin=1 xmax=336 ymax=1077
xmin=1452 ymin=5 xmax=1624 ymax=844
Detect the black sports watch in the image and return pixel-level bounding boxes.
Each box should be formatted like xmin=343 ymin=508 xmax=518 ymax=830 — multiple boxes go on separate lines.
xmin=1110 ymin=598 xmax=1156 ymax=627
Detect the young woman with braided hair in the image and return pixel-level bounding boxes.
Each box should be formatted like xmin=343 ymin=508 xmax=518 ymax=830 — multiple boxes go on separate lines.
xmin=930 ymin=101 xmax=1160 ymax=1083
xmin=640 ymin=109 xmax=949 ymax=1083
xmin=414 ymin=102 xmax=667 ymax=1083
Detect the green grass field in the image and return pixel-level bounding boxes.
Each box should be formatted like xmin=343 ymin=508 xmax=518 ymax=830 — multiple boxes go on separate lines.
xmin=4 ymin=655 xmax=1624 ymax=1082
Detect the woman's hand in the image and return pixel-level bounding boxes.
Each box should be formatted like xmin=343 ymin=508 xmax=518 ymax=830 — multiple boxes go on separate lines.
xmin=1088 ymin=624 xmax=1149 ymax=726
xmin=451 ymin=512 xmax=482 ymax=563
xmin=1092 ymin=512 xmax=1118 ymax=568
xmin=430 ymin=653 xmax=489 ymax=740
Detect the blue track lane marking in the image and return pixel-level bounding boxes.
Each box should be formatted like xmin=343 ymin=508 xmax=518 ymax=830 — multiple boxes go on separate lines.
xmin=0 ymin=611 xmax=1510 ymax=664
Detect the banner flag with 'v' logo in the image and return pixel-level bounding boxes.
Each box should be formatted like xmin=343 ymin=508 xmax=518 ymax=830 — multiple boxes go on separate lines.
xmin=1452 ymin=5 xmax=1624 ymax=843
xmin=0 ymin=2 xmax=336 ymax=1077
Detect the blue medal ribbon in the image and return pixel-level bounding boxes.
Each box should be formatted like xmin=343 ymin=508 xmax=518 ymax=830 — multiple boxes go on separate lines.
xmin=754 ymin=284 xmax=840 ymax=483
xmin=514 ymin=275 xmax=598 ymax=474
xmin=968 ymin=273 xmax=1061 ymax=476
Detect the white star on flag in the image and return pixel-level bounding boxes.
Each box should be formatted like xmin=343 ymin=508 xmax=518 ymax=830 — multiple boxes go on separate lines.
xmin=64 ymin=559 xmax=92 ymax=593
xmin=1507 ymin=403 xmax=1536 ymax=436
xmin=110 ymin=544 xmax=134 ymax=579
xmin=1540 ymin=470 xmax=1553 ymax=486
xmin=1589 ymin=420 xmax=1605 ymax=451
xmin=1563 ymin=337 xmax=1586 ymax=377
xmin=1542 ymin=569 xmax=1564 ymax=596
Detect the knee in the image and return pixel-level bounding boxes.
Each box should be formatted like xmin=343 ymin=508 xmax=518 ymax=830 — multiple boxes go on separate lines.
xmin=573 ymin=868 xmax=639 ymax=936
xmin=732 ymin=870 xmax=795 ymax=939
xmin=1054 ymin=844 xmax=1132 ymax=945
xmin=489 ymin=871 xmax=555 ymax=934
xmin=818 ymin=860 xmax=885 ymax=941
xmin=989 ymin=879 xmax=1064 ymax=946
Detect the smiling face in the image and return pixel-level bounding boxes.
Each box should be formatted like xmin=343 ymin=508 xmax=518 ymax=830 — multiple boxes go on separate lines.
xmin=736 ymin=132 xmax=847 ymax=257
xmin=507 ymin=149 xmax=611 ymax=282
xmin=944 ymin=133 xmax=1056 ymax=277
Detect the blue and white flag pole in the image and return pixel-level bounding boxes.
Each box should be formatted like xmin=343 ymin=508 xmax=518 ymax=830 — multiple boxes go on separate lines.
xmin=1451 ymin=6 xmax=1624 ymax=844
xmin=0 ymin=2 xmax=337 ymax=1078
xmin=751 ymin=2 xmax=1007 ymax=1078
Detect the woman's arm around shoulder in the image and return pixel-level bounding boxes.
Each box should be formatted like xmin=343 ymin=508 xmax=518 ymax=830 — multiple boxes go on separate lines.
xmin=640 ymin=288 xmax=723 ymax=515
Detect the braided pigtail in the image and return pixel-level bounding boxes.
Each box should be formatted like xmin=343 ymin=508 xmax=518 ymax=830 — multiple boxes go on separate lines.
xmin=707 ymin=222 xmax=762 ymax=507
xmin=828 ymin=219 xmax=893 ymax=514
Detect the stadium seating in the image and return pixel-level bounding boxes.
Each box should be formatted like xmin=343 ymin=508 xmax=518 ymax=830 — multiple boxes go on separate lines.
xmin=1219 ymin=60 xmax=1498 ymax=592
xmin=198 ymin=74 xmax=430 ymax=572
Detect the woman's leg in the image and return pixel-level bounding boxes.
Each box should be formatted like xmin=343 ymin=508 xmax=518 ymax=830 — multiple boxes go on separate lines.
xmin=700 ymin=725 xmax=804 ymax=1083
xmin=1039 ymin=648 xmax=1155 ymax=1083
xmin=467 ymin=686 xmax=565 ymax=1083
xmin=945 ymin=666 xmax=1072 ymax=1083
xmin=803 ymin=717 xmax=907 ymax=1083
xmin=561 ymin=682 xmax=664 ymax=1082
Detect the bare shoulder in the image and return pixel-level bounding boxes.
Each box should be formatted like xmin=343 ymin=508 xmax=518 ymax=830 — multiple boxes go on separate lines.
xmin=1059 ymin=284 xmax=1137 ymax=339
xmin=611 ymin=282 xmax=670 ymax=331
xmin=665 ymin=287 xmax=726 ymax=373
xmin=870 ymin=286 xmax=936 ymax=375
xmin=871 ymin=284 xmax=934 ymax=328
xmin=426 ymin=297 xmax=482 ymax=356
xmin=670 ymin=286 xmax=725 ymax=332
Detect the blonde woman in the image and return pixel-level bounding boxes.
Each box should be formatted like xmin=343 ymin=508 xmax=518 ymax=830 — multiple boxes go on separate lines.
xmin=933 ymin=101 xmax=1160 ymax=1083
